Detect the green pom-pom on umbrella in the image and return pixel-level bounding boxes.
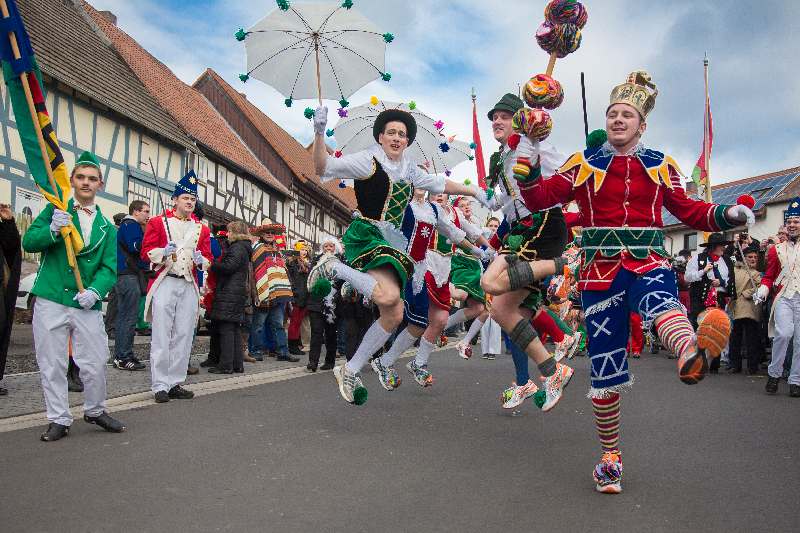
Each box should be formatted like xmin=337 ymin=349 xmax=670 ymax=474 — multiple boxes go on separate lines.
xmin=408 ymin=101 xmax=417 ymax=110
xmin=339 ymin=98 xmax=349 ymax=108
xmin=234 ymin=28 xmax=247 ymax=41
xmin=381 ymin=72 xmax=392 ymax=82
xmin=468 ymin=155 xmax=475 ymax=161
xmin=469 ymin=141 xmax=477 ymax=149
xmin=341 ymin=0 xmax=354 ymax=8
xmin=284 ymin=97 xmax=293 ymax=107
xmin=326 ymin=129 xmax=335 ymax=137
xmin=383 ymin=32 xmax=395 ymax=43
xmin=586 ymin=128 xmax=608 ymax=149
xmin=532 ymin=389 xmax=546 ymax=409
xmin=276 ymin=0 xmax=290 ymax=11
xmin=310 ymin=278 xmax=332 ymax=298
xmin=464 ymin=178 xmax=472 ymax=186
xmin=506 ymin=234 xmax=523 ymax=252
xmin=238 ymin=73 xmax=249 ymax=82
xmin=304 ymin=107 xmax=315 ymax=119
xmin=353 ymin=386 xmax=368 ymax=405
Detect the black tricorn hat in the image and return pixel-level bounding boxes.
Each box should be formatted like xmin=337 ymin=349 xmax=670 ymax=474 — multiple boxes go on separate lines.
xmin=700 ymin=232 xmax=732 ymax=247
xmin=373 ymin=109 xmax=417 ymax=145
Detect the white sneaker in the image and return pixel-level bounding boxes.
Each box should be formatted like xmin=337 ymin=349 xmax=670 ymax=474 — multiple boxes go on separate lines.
xmin=554 ymin=332 xmax=581 ymax=362
xmin=538 ymin=363 xmax=574 ymax=412
xmin=501 ymin=379 xmax=539 ymax=409
xmin=333 ymin=365 xmax=368 ymax=404
xmin=457 ymin=342 xmax=472 ymax=359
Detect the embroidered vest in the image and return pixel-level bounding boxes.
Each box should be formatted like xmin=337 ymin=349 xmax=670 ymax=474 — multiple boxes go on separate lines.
xmin=353 ymin=159 xmax=413 ymax=227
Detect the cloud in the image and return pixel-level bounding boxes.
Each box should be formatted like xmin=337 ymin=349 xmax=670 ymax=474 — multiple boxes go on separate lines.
xmin=89 ymin=0 xmax=798 ymax=184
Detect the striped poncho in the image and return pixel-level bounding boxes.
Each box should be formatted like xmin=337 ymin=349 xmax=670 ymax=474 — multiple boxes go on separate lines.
xmin=252 ymin=242 xmax=293 ymax=306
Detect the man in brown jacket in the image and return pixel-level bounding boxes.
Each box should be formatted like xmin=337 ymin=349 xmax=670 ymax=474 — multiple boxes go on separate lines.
xmin=728 ymin=243 xmax=763 ymax=374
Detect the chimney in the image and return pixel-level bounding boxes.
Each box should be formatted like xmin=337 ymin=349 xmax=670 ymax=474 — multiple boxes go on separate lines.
xmin=98 ymin=10 xmax=117 ymax=25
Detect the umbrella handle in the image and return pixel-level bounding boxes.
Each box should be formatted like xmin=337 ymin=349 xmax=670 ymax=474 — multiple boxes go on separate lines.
xmin=314 ymin=39 xmax=322 ymax=105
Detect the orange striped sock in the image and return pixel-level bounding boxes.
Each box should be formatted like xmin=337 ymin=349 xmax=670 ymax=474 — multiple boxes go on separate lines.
xmin=656 ymin=312 xmax=695 ymax=359
xmin=592 ymin=393 xmax=620 ymax=452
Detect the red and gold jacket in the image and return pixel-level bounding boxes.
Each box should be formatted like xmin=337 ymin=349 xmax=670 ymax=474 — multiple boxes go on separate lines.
xmin=518 ymin=144 xmax=736 ymax=291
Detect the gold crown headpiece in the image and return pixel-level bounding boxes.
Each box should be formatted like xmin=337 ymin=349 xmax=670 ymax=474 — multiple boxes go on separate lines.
xmin=608 ymin=71 xmax=658 ymax=119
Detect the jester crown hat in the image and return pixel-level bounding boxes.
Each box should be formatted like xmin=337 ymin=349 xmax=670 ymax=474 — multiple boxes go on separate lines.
xmin=173 ymin=170 xmax=198 ymax=198
xmin=785 ymin=197 xmax=800 ymax=221
xmin=608 ymin=71 xmax=658 ymax=119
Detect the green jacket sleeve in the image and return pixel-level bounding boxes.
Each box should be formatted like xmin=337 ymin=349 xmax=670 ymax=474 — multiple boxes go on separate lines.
xmin=21 ymin=203 xmax=62 ymax=253
xmin=85 ymin=224 xmax=118 ymax=299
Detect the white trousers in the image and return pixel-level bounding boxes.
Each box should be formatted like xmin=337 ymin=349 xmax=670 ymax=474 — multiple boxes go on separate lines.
xmin=33 ymin=298 xmax=109 ymax=426
xmin=770 ymin=294 xmax=800 ymax=385
xmin=481 ymin=318 xmax=502 ymax=356
xmin=150 ymin=276 xmax=198 ymax=393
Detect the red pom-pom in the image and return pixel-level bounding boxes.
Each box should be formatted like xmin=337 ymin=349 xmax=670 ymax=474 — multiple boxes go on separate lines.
xmin=737 ymin=194 xmax=755 ymax=209
xmin=334 ymin=150 xmax=342 ymax=158
xmin=507 ymin=133 xmax=521 ymax=150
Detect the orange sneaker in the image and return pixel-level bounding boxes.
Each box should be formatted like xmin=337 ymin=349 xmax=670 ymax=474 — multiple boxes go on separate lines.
xmin=696 ymin=308 xmax=731 ymax=358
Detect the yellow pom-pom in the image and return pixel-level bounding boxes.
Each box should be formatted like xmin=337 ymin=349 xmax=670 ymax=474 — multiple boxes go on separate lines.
xmin=370 ymin=96 xmax=379 ymax=106
xmin=512 ymin=164 xmax=531 ymax=177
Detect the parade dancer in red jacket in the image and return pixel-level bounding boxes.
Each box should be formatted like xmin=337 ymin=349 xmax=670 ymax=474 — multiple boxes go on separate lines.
xmin=484 ymin=72 xmax=754 ymax=494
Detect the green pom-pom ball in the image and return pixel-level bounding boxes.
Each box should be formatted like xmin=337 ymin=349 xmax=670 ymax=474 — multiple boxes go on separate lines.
xmin=304 ymin=107 xmax=315 ymax=119
xmin=586 ymin=128 xmax=608 ymax=149
xmin=276 ymin=0 xmax=290 ymax=11
xmin=464 ymin=178 xmax=471 ymax=186
xmin=353 ymin=386 xmax=368 ymax=405
xmin=468 ymin=155 xmax=475 ymax=161
xmin=507 ymin=234 xmax=523 ymax=252
xmin=338 ymin=98 xmax=349 ymax=108
xmin=532 ymin=389 xmax=546 ymax=409
xmin=326 ymin=129 xmax=335 ymax=137
xmin=341 ymin=0 xmax=353 ymax=8
xmin=234 ymin=28 xmax=247 ymax=41
xmin=284 ymin=97 xmax=293 ymax=107
xmin=381 ymin=72 xmax=392 ymax=82
xmin=310 ymin=278 xmax=332 ymax=298
xmin=238 ymin=73 xmax=249 ymax=83
xmin=408 ymin=101 xmax=416 ymax=110
xmin=383 ymin=32 xmax=395 ymax=43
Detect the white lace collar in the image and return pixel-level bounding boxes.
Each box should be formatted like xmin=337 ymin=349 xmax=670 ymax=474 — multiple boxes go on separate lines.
xmin=366 ymin=144 xmax=417 ymax=183
xmin=601 ymin=141 xmax=645 ymax=156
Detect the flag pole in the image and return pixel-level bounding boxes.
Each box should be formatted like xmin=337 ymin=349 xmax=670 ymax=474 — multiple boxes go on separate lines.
xmin=0 ymin=0 xmax=83 ymax=290
xmin=703 ymin=53 xmax=711 ymax=204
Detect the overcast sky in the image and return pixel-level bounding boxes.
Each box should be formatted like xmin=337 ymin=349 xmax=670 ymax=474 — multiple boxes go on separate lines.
xmin=89 ymin=0 xmax=799 ymax=186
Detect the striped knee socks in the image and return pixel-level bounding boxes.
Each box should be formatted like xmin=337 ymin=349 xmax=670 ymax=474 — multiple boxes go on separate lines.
xmin=656 ymin=312 xmax=695 ymax=359
xmin=592 ymin=393 xmax=620 ymax=452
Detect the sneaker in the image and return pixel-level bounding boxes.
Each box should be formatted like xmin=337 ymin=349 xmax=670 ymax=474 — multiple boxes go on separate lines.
xmin=501 ymin=379 xmax=539 ymax=409
xmin=113 ymin=358 xmax=145 ymax=371
xmin=333 ymin=365 xmax=368 ymax=404
xmin=457 ymin=343 xmax=472 ymax=359
xmin=370 ymin=358 xmax=400 ymax=391
xmin=154 ymin=390 xmax=169 ymax=403
xmin=765 ymin=376 xmax=779 ymax=395
xmin=696 ymin=308 xmax=731 ymax=358
xmin=168 ymin=385 xmax=194 ymax=400
xmin=483 ymin=353 xmax=496 ymax=360
xmin=554 ymin=333 xmax=581 ymax=361
xmin=593 ymin=450 xmax=623 ymax=494
xmin=307 ymin=253 xmax=339 ymax=292
xmin=406 ymin=360 xmax=433 ymax=387
xmin=790 ymin=384 xmax=800 ymax=398
xmin=536 ymin=363 xmax=574 ymax=412
xmin=677 ymin=347 xmax=708 ymax=385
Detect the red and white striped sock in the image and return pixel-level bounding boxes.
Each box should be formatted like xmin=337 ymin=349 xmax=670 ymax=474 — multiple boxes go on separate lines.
xmin=592 ymin=393 xmax=621 ymax=452
xmin=656 ymin=311 xmax=695 ymax=358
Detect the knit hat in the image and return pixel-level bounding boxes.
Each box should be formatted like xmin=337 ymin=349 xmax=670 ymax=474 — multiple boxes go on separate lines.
xmin=487 ymin=93 xmax=524 ymax=120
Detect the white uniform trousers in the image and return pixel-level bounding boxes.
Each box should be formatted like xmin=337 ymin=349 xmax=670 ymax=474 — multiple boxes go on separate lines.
xmin=770 ymin=293 xmax=800 ymax=385
xmin=150 ymin=275 xmax=198 ymax=393
xmin=33 ymin=298 xmax=109 ymax=426
xmin=481 ymin=317 xmax=502 ymax=356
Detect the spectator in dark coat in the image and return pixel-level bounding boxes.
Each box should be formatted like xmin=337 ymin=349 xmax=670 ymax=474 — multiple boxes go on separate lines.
xmin=208 ymin=221 xmax=252 ymax=374
xmin=306 ymin=236 xmax=342 ymax=372
xmin=286 ymin=243 xmax=310 ymax=355
xmin=0 ymin=204 xmax=21 ymax=396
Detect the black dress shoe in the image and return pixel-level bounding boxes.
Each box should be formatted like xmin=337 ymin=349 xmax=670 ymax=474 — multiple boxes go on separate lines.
xmin=288 ymin=346 xmax=306 ymax=356
xmin=727 ymin=367 xmax=742 ymax=374
xmin=277 ymin=355 xmax=300 ymax=362
xmin=168 ymin=385 xmax=194 ymax=399
xmin=790 ymin=384 xmax=800 ymax=398
xmin=306 ymin=365 xmax=317 ymax=372
xmin=766 ymin=377 xmax=779 ymax=395
xmin=199 ymin=358 xmax=218 ymax=368
xmin=319 ymin=363 xmax=335 ymax=371
xmin=208 ymin=367 xmax=233 ymax=374
xmin=40 ymin=422 xmax=69 ymax=442
xmin=154 ymin=390 xmax=170 ymax=403
xmin=234 ymin=368 xmax=244 ymax=373
xmin=84 ymin=412 xmax=126 ymax=433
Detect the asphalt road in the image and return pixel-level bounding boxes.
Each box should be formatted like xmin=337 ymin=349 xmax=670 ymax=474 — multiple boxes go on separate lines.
xmin=0 ymin=349 xmax=797 ymax=533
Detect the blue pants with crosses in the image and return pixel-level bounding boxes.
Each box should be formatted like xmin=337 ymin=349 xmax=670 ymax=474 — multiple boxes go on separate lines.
xmin=581 ymin=267 xmax=682 ymax=394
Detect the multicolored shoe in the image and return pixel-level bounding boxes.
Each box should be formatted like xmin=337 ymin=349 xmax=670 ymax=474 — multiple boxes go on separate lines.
xmin=370 ymin=357 xmax=400 ymax=391
xmin=593 ymin=450 xmax=623 ymax=494
xmin=554 ymin=332 xmax=581 ymax=361
xmin=501 ymin=379 xmax=539 ymax=409
xmin=333 ymin=365 xmax=368 ymax=405
xmin=535 ymin=362 xmax=574 ymax=412
xmin=406 ymin=360 xmax=433 ymax=387
xmin=457 ymin=342 xmax=472 ymax=359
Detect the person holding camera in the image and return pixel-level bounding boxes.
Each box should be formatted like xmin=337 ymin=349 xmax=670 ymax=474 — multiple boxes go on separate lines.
xmin=113 ymin=200 xmax=151 ymax=371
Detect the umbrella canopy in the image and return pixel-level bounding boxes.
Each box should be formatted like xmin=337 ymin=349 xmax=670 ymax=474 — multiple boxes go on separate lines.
xmin=333 ymin=101 xmax=473 ymax=175
xmin=240 ymin=2 xmax=392 ymax=105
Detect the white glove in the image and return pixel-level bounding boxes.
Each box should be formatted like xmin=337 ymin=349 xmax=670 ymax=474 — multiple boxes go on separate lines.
xmin=313 ymin=105 xmax=328 ymax=135
xmin=754 ymin=284 xmax=769 ymax=304
xmin=479 ymin=247 xmax=495 ymax=262
xmin=193 ymin=250 xmax=205 ymax=266
xmin=472 ymin=187 xmax=498 ymax=211
xmin=163 ymin=241 xmax=177 ymax=257
xmin=727 ymin=205 xmax=755 ymax=227
xmin=515 ymin=135 xmax=539 ymax=162
xmin=49 ymin=209 xmax=71 ymax=233
xmin=73 ymin=290 xmax=99 ymax=310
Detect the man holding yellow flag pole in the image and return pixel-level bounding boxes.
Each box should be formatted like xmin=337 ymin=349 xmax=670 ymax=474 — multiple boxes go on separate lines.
xmin=2 ymin=0 xmax=125 ymax=441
